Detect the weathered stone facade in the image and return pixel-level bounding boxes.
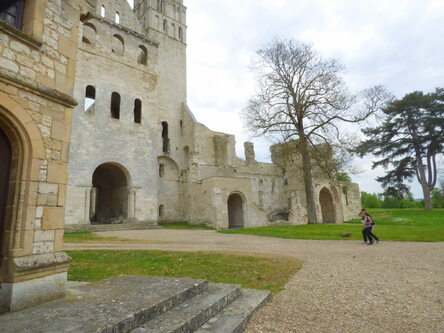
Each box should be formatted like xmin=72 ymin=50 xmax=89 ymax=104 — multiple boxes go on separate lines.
xmin=0 ymin=0 xmax=360 ymax=310
xmin=0 ymin=0 xmax=81 ymax=311
xmin=64 ymin=0 xmax=361 ymax=230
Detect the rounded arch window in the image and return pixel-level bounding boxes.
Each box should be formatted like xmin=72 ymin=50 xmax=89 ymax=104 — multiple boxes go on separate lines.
xmin=110 ymin=92 xmax=121 ymax=119
xmin=82 ymin=22 xmax=97 ymax=46
xmin=112 ymin=34 xmax=124 ymax=56
xmin=134 ymin=98 xmax=142 ymax=124
xmin=137 ymin=45 xmax=148 ymax=65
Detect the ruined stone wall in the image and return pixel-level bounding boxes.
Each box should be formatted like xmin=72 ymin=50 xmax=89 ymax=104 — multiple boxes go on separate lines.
xmin=0 ymin=0 xmax=79 ymax=311
xmin=66 ymin=0 xmax=161 ymax=224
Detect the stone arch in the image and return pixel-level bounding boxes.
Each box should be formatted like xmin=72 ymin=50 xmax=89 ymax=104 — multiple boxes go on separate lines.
xmin=0 ymin=101 xmax=44 ymax=277
xmin=157 ymin=156 xmax=180 ymax=221
xmin=111 ymin=34 xmax=124 ymax=56
xmin=319 ymin=187 xmax=335 ymax=223
xmin=157 ymin=156 xmax=179 ymax=181
xmin=137 ymin=45 xmax=147 ymax=65
xmin=227 ymin=192 xmax=246 ymax=229
xmin=91 ymin=162 xmax=131 ymax=224
xmin=82 ymin=22 xmax=96 ymax=46
xmin=331 ymin=186 xmax=343 ymax=222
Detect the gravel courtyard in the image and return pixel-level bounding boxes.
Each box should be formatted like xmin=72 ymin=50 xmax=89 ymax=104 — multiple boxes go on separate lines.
xmin=65 ymin=229 xmax=444 ymax=333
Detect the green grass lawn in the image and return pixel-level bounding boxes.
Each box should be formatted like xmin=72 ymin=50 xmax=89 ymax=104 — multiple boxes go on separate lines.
xmin=66 ymin=250 xmax=301 ymax=294
xmin=219 ymin=209 xmax=444 ymax=242
xmin=159 ymin=222 xmax=214 ymax=230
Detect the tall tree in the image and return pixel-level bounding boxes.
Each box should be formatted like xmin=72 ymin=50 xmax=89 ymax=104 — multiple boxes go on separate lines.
xmin=355 ymin=88 xmax=444 ymax=210
xmin=243 ymin=38 xmax=386 ymax=223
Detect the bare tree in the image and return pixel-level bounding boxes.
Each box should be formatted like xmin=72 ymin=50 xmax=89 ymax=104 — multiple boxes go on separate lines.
xmin=243 ymin=38 xmax=387 ymax=223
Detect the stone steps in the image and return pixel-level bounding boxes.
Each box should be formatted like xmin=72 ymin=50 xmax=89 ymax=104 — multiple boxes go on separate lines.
xmin=64 ymin=221 xmax=159 ymax=233
xmin=132 ymin=283 xmax=242 ymax=333
xmin=0 ymin=276 xmax=271 ymax=333
xmin=195 ymin=289 xmax=272 ymax=333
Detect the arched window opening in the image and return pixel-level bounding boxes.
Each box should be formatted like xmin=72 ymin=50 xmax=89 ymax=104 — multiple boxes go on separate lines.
xmin=158 ymin=204 xmax=164 ymax=219
xmin=134 ymin=99 xmax=142 ymax=124
xmin=342 ymin=187 xmax=349 ymax=206
xmin=115 ymin=12 xmax=120 ymax=24
xmin=178 ymin=27 xmax=183 ymax=41
xmin=84 ymin=85 xmax=96 ymax=112
xmin=161 ymin=121 xmax=169 ymax=153
xmin=159 ymin=164 xmax=164 ymax=177
xmin=171 ymin=23 xmax=175 ymax=38
xmin=82 ymin=22 xmax=96 ymax=46
xmin=157 ymin=0 xmax=164 ymax=13
xmin=100 ymin=5 xmax=106 ymax=17
xmin=110 ymin=92 xmax=120 ymax=119
xmin=163 ymin=19 xmax=167 ymax=33
xmin=137 ymin=45 xmax=147 ymax=65
xmin=112 ymin=34 xmax=124 ymax=56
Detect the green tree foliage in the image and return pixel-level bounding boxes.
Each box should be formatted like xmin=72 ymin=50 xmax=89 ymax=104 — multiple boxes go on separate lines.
xmin=361 ymin=192 xmax=381 ymax=208
xmin=355 ymin=88 xmax=444 ymax=210
xmin=431 ymin=188 xmax=444 ymax=208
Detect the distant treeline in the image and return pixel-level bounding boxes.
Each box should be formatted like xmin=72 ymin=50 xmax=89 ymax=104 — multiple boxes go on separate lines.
xmin=361 ymin=189 xmax=444 ymax=209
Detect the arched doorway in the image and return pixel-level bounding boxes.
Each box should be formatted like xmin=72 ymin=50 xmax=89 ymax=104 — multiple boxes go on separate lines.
xmin=0 ymin=128 xmax=12 ymax=258
xmin=228 ymin=193 xmax=244 ymax=229
xmin=319 ymin=187 xmax=335 ymax=223
xmin=92 ymin=163 xmax=129 ymax=224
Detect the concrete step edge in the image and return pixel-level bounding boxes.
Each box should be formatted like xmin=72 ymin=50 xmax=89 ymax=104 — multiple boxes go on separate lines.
xmin=134 ymin=283 xmax=242 ymax=333
xmin=97 ymin=280 xmax=210 ymax=333
xmin=195 ymin=289 xmax=272 ymax=333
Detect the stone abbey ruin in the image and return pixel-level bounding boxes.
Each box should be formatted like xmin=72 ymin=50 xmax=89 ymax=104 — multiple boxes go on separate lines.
xmin=0 ymin=0 xmax=359 ymax=312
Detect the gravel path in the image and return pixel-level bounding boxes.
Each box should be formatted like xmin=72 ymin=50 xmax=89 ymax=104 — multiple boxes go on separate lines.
xmin=65 ymin=229 xmax=444 ymax=333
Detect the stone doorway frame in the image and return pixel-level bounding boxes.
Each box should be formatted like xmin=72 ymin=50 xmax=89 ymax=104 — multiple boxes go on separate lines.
xmin=319 ymin=187 xmax=336 ymax=224
xmin=88 ymin=162 xmax=136 ymax=224
xmin=227 ymin=191 xmax=247 ymax=229
xmin=0 ymin=106 xmax=41 ymax=283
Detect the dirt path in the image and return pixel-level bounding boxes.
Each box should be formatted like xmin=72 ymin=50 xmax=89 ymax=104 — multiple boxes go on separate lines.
xmin=65 ymin=229 xmax=444 ymax=333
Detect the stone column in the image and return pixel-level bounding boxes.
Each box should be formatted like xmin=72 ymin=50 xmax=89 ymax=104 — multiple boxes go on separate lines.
xmin=127 ymin=188 xmax=136 ymax=221
xmin=88 ymin=187 xmax=97 ymax=224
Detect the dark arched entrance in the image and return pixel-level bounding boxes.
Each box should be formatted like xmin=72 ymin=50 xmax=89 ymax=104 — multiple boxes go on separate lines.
xmin=228 ymin=193 xmax=244 ymax=229
xmin=319 ymin=187 xmax=335 ymax=223
xmin=0 ymin=128 xmax=12 ymax=256
xmin=92 ymin=163 xmax=128 ymax=224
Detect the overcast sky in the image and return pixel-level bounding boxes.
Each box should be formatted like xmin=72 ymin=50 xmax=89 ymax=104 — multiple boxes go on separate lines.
xmin=129 ymin=0 xmax=444 ymax=198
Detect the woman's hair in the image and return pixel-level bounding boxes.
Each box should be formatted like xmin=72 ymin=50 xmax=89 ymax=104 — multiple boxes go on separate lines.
xmin=363 ymin=212 xmax=370 ymax=216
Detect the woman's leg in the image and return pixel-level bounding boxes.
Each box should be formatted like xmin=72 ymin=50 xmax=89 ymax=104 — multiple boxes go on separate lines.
xmin=362 ymin=229 xmax=368 ymax=243
xmin=369 ymin=231 xmax=379 ymax=242
xmin=365 ymin=228 xmax=374 ymax=243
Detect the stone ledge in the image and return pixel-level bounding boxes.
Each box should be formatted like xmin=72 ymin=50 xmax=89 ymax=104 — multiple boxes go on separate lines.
xmin=0 ymin=67 xmax=78 ymax=107
xmin=13 ymin=252 xmax=71 ymax=273
xmin=0 ymin=22 xmax=42 ymax=49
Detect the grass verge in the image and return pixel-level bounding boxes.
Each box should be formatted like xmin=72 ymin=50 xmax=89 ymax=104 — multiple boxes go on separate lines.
xmin=159 ymin=222 xmax=214 ymax=230
xmin=219 ymin=209 xmax=444 ymax=242
xmin=66 ymin=250 xmax=301 ymax=294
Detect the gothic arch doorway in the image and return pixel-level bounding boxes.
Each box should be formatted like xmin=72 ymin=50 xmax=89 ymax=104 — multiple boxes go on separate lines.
xmin=91 ymin=163 xmax=129 ymax=224
xmin=0 ymin=128 xmax=12 ymax=258
xmin=228 ymin=193 xmax=244 ymax=229
xmin=319 ymin=187 xmax=335 ymax=223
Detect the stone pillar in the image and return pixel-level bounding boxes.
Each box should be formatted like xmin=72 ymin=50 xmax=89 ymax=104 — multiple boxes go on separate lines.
xmin=128 ymin=188 xmax=136 ymax=221
xmin=88 ymin=187 xmax=97 ymax=223
xmin=244 ymin=142 xmax=256 ymax=165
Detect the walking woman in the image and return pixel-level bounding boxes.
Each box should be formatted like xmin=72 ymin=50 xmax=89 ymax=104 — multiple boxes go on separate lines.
xmin=363 ymin=212 xmax=380 ymax=245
